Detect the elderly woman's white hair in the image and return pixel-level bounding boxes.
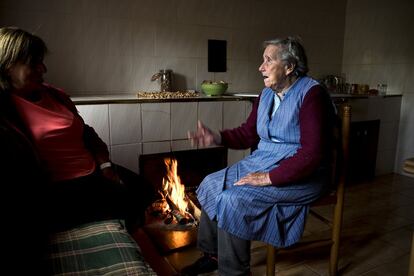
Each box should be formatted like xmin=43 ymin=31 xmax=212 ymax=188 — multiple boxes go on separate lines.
xmin=263 ymin=37 xmax=308 ymax=77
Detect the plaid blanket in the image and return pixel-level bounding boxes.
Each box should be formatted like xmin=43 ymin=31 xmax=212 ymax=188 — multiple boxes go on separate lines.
xmin=46 ymin=220 xmax=157 ymax=276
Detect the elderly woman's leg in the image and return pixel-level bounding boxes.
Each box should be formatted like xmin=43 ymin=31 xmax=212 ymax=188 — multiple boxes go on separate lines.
xmin=217 ymin=226 xmax=251 ymax=276
xmin=181 ymin=210 xmax=218 ymax=275
xmin=197 ymin=210 xmax=218 ymax=254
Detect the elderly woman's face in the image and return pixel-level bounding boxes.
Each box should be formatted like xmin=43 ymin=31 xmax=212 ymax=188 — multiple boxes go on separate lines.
xmin=7 ymin=59 xmax=47 ymax=92
xmin=258 ymin=45 xmax=292 ymax=91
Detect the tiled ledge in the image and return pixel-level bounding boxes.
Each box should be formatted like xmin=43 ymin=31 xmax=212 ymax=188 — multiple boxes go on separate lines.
xmin=71 ymin=92 xmax=402 ymax=105
xmin=71 ymin=93 xmax=256 ymax=105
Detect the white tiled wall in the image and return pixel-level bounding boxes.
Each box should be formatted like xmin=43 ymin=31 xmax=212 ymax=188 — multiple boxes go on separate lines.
xmin=396 ymin=93 xmax=414 ymax=177
xmin=141 ymin=103 xmax=171 ymax=142
xmin=76 ymin=104 xmax=110 ymax=145
xmin=76 ymin=97 xmax=402 ymax=176
xmin=76 ymin=99 xmax=253 ymax=173
xmin=111 ymin=143 xmax=141 ymax=174
xmin=198 ymin=102 xmax=223 ymax=139
xmin=342 ymin=0 xmax=414 ymax=176
xmin=171 ymin=102 xmax=197 ymax=140
xmin=109 ymin=104 xmax=141 ymax=145
xmin=0 ymin=0 xmax=346 ymax=96
xmin=223 ymin=101 xmax=252 ymax=165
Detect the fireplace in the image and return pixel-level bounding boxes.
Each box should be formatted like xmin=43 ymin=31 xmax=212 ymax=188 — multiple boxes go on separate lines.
xmin=138 ymin=147 xmax=227 ymax=254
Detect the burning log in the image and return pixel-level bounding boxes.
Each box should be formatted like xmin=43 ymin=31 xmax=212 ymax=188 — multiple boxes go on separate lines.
xmin=150 ymin=199 xmax=169 ymax=216
xmin=171 ymin=209 xmax=188 ymax=225
xmin=157 ymin=157 xmax=201 ymax=226
xmin=163 ymin=212 xmax=173 ymax=224
xmin=165 ymin=194 xmax=189 ymax=224
xmin=185 ymin=192 xmax=201 ymax=221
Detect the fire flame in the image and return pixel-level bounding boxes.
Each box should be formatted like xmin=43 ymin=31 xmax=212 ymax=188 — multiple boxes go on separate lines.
xmin=162 ymin=158 xmax=188 ymax=214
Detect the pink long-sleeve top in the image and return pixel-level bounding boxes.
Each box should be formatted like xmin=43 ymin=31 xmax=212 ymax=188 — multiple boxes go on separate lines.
xmin=220 ymin=85 xmax=334 ymax=186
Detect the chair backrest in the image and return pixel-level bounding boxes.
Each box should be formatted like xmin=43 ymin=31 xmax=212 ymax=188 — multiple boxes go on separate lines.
xmin=310 ymin=103 xmax=351 ymax=207
xmin=334 ymin=103 xmax=351 ymax=201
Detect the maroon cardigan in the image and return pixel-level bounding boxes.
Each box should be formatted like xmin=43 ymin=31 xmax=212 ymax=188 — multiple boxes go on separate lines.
xmin=220 ymin=85 xmax=334 ymax=186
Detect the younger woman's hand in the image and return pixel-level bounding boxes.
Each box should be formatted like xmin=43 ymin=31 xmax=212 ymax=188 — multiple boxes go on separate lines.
xmin=101 ymin=167 xmax=122 ymax=185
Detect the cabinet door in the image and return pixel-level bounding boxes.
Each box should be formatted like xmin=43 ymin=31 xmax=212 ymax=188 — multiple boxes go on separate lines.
xmin=349 ymin=120 xmax=380 ymax=181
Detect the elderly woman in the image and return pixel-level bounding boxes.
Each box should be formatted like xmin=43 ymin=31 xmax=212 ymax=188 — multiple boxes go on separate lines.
xmin=185 ymin=37 xmax=335 ymax=275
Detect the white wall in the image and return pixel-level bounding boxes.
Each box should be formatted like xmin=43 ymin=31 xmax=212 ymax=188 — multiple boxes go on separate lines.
xmin=342 ymin=0 xmax=414 ymax=175
xmin=0 ymin=0 xmax=346 ymax=96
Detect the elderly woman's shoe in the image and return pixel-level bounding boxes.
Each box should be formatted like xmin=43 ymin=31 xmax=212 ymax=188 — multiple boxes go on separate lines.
xmin=180 ymin=253 xmax=218 ymax=276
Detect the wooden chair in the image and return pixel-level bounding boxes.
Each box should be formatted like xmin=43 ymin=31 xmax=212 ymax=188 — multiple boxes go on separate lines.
xmin=266 ymin=104 xmax=351 ymax=276
xmin=409 ymin=232 xmax=414 ymax=276
xmin=403 ymin=157 xmax=414 ymax=174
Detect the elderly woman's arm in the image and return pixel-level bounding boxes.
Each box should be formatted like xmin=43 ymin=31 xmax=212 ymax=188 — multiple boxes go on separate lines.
xmin=188 ymin=96 xmax=260 ymax=149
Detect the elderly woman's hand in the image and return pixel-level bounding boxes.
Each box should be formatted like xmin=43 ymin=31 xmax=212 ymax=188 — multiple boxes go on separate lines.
xmin=234 ymin=172 xmax=272 ymax=186
xmin=187 ymin=120 xmax=221 ymax=148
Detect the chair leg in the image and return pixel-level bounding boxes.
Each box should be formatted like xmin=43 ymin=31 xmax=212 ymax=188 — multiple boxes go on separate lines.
xmin=330 ymin=185 xmax=345 ymax=276
xmin=266 ymin=244 xmax=276 ymax=276
xmin=409 ymin=232 xmax=414 ymax=276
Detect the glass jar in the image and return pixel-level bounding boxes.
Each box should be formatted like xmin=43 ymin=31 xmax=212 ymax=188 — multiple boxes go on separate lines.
xmin=377 ymin=84 xmax=387 ymax=96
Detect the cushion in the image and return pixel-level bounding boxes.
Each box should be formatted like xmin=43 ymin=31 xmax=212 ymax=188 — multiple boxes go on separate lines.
xmin=46 ymin=219 xmax=156 ymax=275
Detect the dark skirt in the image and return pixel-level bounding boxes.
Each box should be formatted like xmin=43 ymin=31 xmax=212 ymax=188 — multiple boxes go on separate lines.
xmin=47 ymin=171 xmax=129 ymax=232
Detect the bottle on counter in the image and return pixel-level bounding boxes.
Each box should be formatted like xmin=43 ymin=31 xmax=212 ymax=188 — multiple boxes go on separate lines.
xmin=377 ymin=84 xmax=387 ymax=96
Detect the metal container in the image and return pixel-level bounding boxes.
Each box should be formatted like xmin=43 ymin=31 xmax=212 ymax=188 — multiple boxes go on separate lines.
xmin=151 ymin=69 xmax=173 ymax=92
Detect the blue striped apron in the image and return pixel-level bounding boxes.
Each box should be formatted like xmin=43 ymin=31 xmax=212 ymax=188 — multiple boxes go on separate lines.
xmin=196 ymin=76 xmax=329 ymax=247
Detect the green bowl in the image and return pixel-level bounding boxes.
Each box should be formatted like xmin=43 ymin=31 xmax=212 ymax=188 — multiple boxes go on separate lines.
xmin=201 ymin=81 xmax=228 ymax=96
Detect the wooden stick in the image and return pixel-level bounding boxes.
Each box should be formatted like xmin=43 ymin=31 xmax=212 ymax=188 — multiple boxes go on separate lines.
xmin=164 ymin=194 xmax=188 ymax=224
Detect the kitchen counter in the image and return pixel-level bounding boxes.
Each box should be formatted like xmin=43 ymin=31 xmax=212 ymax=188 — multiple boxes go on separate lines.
xmin=71 ymin=92 xmax=402 ymax=105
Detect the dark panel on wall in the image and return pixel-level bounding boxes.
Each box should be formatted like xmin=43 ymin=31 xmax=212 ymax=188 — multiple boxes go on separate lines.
xmin=208 ymin=39 xmax=227 ymax=72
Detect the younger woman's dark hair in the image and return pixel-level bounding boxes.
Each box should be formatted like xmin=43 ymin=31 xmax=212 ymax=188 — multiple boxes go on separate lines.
xmin=0 ymin=26 xmax=48 ymax=92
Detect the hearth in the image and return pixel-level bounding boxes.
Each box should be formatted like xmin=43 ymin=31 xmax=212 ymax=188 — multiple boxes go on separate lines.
xmin=139 ymin=147 xmax=227 ymax=253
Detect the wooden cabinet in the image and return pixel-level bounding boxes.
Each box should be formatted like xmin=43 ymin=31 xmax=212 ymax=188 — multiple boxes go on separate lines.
xmin=349 ymin=120 xmax=380 ymax=181
xmin=335 ymin=96 xmax=402 ymax=177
